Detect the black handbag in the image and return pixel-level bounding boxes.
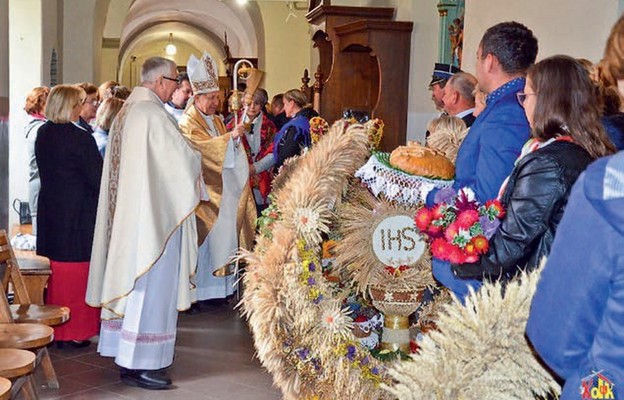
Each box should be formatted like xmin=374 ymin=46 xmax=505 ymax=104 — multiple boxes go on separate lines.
xmin=12 ymin=199 xmax=32 ymax=225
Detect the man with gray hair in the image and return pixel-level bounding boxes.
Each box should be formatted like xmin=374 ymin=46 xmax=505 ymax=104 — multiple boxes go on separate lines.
xmin=442 ymin=72 xmax=478 ymax=127
xmin=87 ymin=56 xmax=203 ymax=389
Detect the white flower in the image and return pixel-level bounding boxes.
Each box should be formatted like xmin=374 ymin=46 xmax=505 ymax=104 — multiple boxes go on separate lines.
xmin=292 ymin=206 xmax=329 ymax=245
xmin=318 ymin=302 xmax=354 ymax=340
xmin=384 ymin=291 xmax=394 ymax=302
xmin=459 ymin=187 xmax=476 ymax=201
xmin=294 ymin=207 xmax=320 ymax=233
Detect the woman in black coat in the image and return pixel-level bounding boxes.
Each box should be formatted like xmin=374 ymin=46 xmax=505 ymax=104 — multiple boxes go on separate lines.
xmin=36 ymin=84 xmax=103 ymax=347
xmin=452 ymin=55 xmax=616 ymax=281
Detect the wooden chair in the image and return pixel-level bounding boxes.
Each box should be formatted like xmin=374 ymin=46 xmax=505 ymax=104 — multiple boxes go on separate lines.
xmin=0 ymin=293 xmax=58 ymax=390
xmin=0 ymin=230 xmax=69 ymax=326
xmin=0 ymin=230 xmax=65 ymax=390
xmin=0 ymin=377 xmax=11 ymax=400
xmin=0 ymin=348 xmax=38 ymax=400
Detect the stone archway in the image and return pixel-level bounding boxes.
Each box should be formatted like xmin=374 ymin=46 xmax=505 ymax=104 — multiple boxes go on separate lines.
xmin=117 ymin=21 xmax=228 ymax=87
xmin=117 ymin=0 xmax=264 ymax=77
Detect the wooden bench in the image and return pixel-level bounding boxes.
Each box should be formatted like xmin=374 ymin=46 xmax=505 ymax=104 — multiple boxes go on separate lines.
xmin=10 ymin=225 xmax=50 ymax=305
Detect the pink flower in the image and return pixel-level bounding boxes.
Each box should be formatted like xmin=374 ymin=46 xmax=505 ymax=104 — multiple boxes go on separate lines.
xmin=431 ymin=237 xmax=450 ymax=259
xmin=431 ymin=204 xmax=445 ymax=221
xmin=415 ymin=208 xmax=432 ymax=232
xmin=456 ymin=209 xmax=479 ymax=229
xmin=463 ymin=254 xmax=479 ymax=263
xmin=448 ymin=245 xmax=466 ymax=264
xmin=444 ymin=221 xmax=460 ymax=242
xmin=428 ymin=224 xmax=443 ymax=236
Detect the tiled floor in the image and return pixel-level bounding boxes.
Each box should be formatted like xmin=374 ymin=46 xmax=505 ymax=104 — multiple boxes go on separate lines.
xmin=35 ymin=301 xmax=282 ymax=400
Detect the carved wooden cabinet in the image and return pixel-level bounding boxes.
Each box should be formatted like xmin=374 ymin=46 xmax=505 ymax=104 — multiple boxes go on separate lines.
xmin=306 ymin=4 xmax=413 ymax=151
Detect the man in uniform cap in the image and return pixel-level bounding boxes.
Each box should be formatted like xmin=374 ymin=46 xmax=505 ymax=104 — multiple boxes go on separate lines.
xmin=179 ymin=52 xmax=256 ymax=302
xmin=429 ymin=62 xmax=461 ymax=111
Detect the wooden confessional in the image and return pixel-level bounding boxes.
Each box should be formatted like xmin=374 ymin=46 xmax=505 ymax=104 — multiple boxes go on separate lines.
xmin=305 ymin=2 xmax=413 ymax=151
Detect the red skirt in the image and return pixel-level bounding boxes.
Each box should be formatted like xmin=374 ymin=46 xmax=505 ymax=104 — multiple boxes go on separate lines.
xmin=46 ymin=260 xmax=100 ymax=341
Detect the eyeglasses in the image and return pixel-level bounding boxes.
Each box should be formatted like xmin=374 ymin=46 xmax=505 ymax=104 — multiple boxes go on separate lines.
xmin=163 ymin=76 xmax=181 ymax=85
xmin=516 ymin=91 xmax=537 ymax=107
xmin=84 ymin=99 xmax=100 ymax=107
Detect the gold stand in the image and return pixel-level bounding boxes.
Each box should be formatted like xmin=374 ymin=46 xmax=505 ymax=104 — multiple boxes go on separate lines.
xmin=380 ymin=314 xmax=410 ymax=353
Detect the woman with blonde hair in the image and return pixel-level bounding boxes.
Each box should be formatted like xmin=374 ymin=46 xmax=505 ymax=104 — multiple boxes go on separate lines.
xmin=93 ymin=97 xmax=124 ymax=157
xmin=527 ymin=17 xmax=624 ymax=400
xmin=98 ymin=80 xmax=119 ymax=101
xmin=23 ymin=86 xmax=49 ymax=234
xmin=425 ymin=115 xmax=467 ymax=162
xmin=36 ymin=84 xmax=103 ymax=348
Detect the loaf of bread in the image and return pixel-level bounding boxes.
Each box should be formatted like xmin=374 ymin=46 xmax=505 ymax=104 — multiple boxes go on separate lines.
xmin=389 ymin=141 xmax=455 ymax=179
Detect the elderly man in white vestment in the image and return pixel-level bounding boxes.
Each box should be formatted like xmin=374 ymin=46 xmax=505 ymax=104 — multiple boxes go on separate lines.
xmin=86 ymin=57 xmax=203 ymax=390
xmin=179 ymin=52 xmax=256 ymax=303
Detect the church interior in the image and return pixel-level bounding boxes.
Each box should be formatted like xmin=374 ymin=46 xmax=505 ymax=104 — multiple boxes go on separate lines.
xmin=1 ymin=0 xmax=624 ymax=399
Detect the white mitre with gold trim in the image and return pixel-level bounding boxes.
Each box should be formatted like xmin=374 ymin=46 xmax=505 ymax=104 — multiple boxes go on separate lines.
xmin=187 ymin=51 xmax=220 ymax=95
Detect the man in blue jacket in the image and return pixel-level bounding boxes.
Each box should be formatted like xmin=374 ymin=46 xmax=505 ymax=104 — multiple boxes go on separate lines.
xmin=527 ymin=152 xmax=624 ymax=400
xmin=432 ymin=21 xmax=538 ymax=298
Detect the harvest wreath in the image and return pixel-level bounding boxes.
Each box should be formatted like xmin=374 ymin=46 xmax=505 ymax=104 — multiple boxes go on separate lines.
xmin=240 ymin=121 xmax=562 ymax=400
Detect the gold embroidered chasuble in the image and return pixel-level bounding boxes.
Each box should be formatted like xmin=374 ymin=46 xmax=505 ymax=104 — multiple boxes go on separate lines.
xmin=86 ymin=87 xmax=203 ymax=318
xmin=178 ymin=105 xmax=256 ymax=255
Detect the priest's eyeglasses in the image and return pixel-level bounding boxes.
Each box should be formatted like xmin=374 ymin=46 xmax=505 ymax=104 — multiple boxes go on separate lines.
xmin=516 ymin=91 xmax=537 ymax=107
xmin=163 ymin=75 xmax=181 ymax=85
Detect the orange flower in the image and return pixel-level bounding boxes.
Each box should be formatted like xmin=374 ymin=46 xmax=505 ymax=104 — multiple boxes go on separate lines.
xmin=472 ymin=235 xmax=489 ymax=254
xmin=322 ymin=240 xmax=337 ymax=259
xmin=486 ymin=199 xmax=506 ymax=218
xmin=464 ymin=242 xmax=477 ymax=256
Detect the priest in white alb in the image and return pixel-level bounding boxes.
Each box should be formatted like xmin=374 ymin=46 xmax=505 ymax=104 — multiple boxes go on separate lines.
xmin=179 ymin=52 xmax=256 ymax=301
xmin=86 ymin=57 xmax=203 ymax=390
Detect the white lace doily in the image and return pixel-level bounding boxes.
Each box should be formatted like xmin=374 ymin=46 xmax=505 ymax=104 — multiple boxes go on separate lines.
xmin=355 ymin=153 xmax=454 ymax=205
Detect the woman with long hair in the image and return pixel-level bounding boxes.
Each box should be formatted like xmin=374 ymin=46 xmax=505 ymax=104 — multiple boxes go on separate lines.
xmin=23 ymin=86 xmax=49 ymax=234
xmin=93 ymin=97 xmax=124 ymax=157
xmin=36 ymin=84 xmax=103 ymax=347
xmin=451 ymin=55 xmax=615 ymax=284
xmin=272 ymin=88 xmax=318 ymax=169
xmin=527 ymin=18 xmax=624 ymax=400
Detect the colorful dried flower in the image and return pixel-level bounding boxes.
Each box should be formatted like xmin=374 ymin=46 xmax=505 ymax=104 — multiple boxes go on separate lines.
xmin=415 ymin=208 xmax=432 ymax=232
xmin=473 ymin=235 xmax=489 ymax=254
xmin=416 ymin=188 xmax=505 ymax=264
xmin=456 ymin=209 xmax=479 ymax=229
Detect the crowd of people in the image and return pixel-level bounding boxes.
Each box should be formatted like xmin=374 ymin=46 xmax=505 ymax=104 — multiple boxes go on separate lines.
xmin=17 ymin=13 xmax=624 ymax=396
xmin=423 ymin=18 xmax=624 ymax=399
xmin=22 ymin=50 xmax=317 ymax=389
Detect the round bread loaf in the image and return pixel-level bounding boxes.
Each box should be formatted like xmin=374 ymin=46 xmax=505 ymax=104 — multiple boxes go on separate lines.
xmin=389 ymin=141 xmax=455 ymax=179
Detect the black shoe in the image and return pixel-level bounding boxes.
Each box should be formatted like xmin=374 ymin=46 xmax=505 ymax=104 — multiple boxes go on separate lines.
xmin=120 ymin=368 xmax=172 ymax=390
xmin=69 ymin=340 xmax=91 ymax=348
xmin=55 ymin=340 xmax=90 ymax=349
xmin=183 ymin=302 xmax=201 ymax=315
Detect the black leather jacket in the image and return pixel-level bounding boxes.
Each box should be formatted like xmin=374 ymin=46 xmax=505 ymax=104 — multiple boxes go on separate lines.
xmin=452 ymin=141 xmax=593 ymax=281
